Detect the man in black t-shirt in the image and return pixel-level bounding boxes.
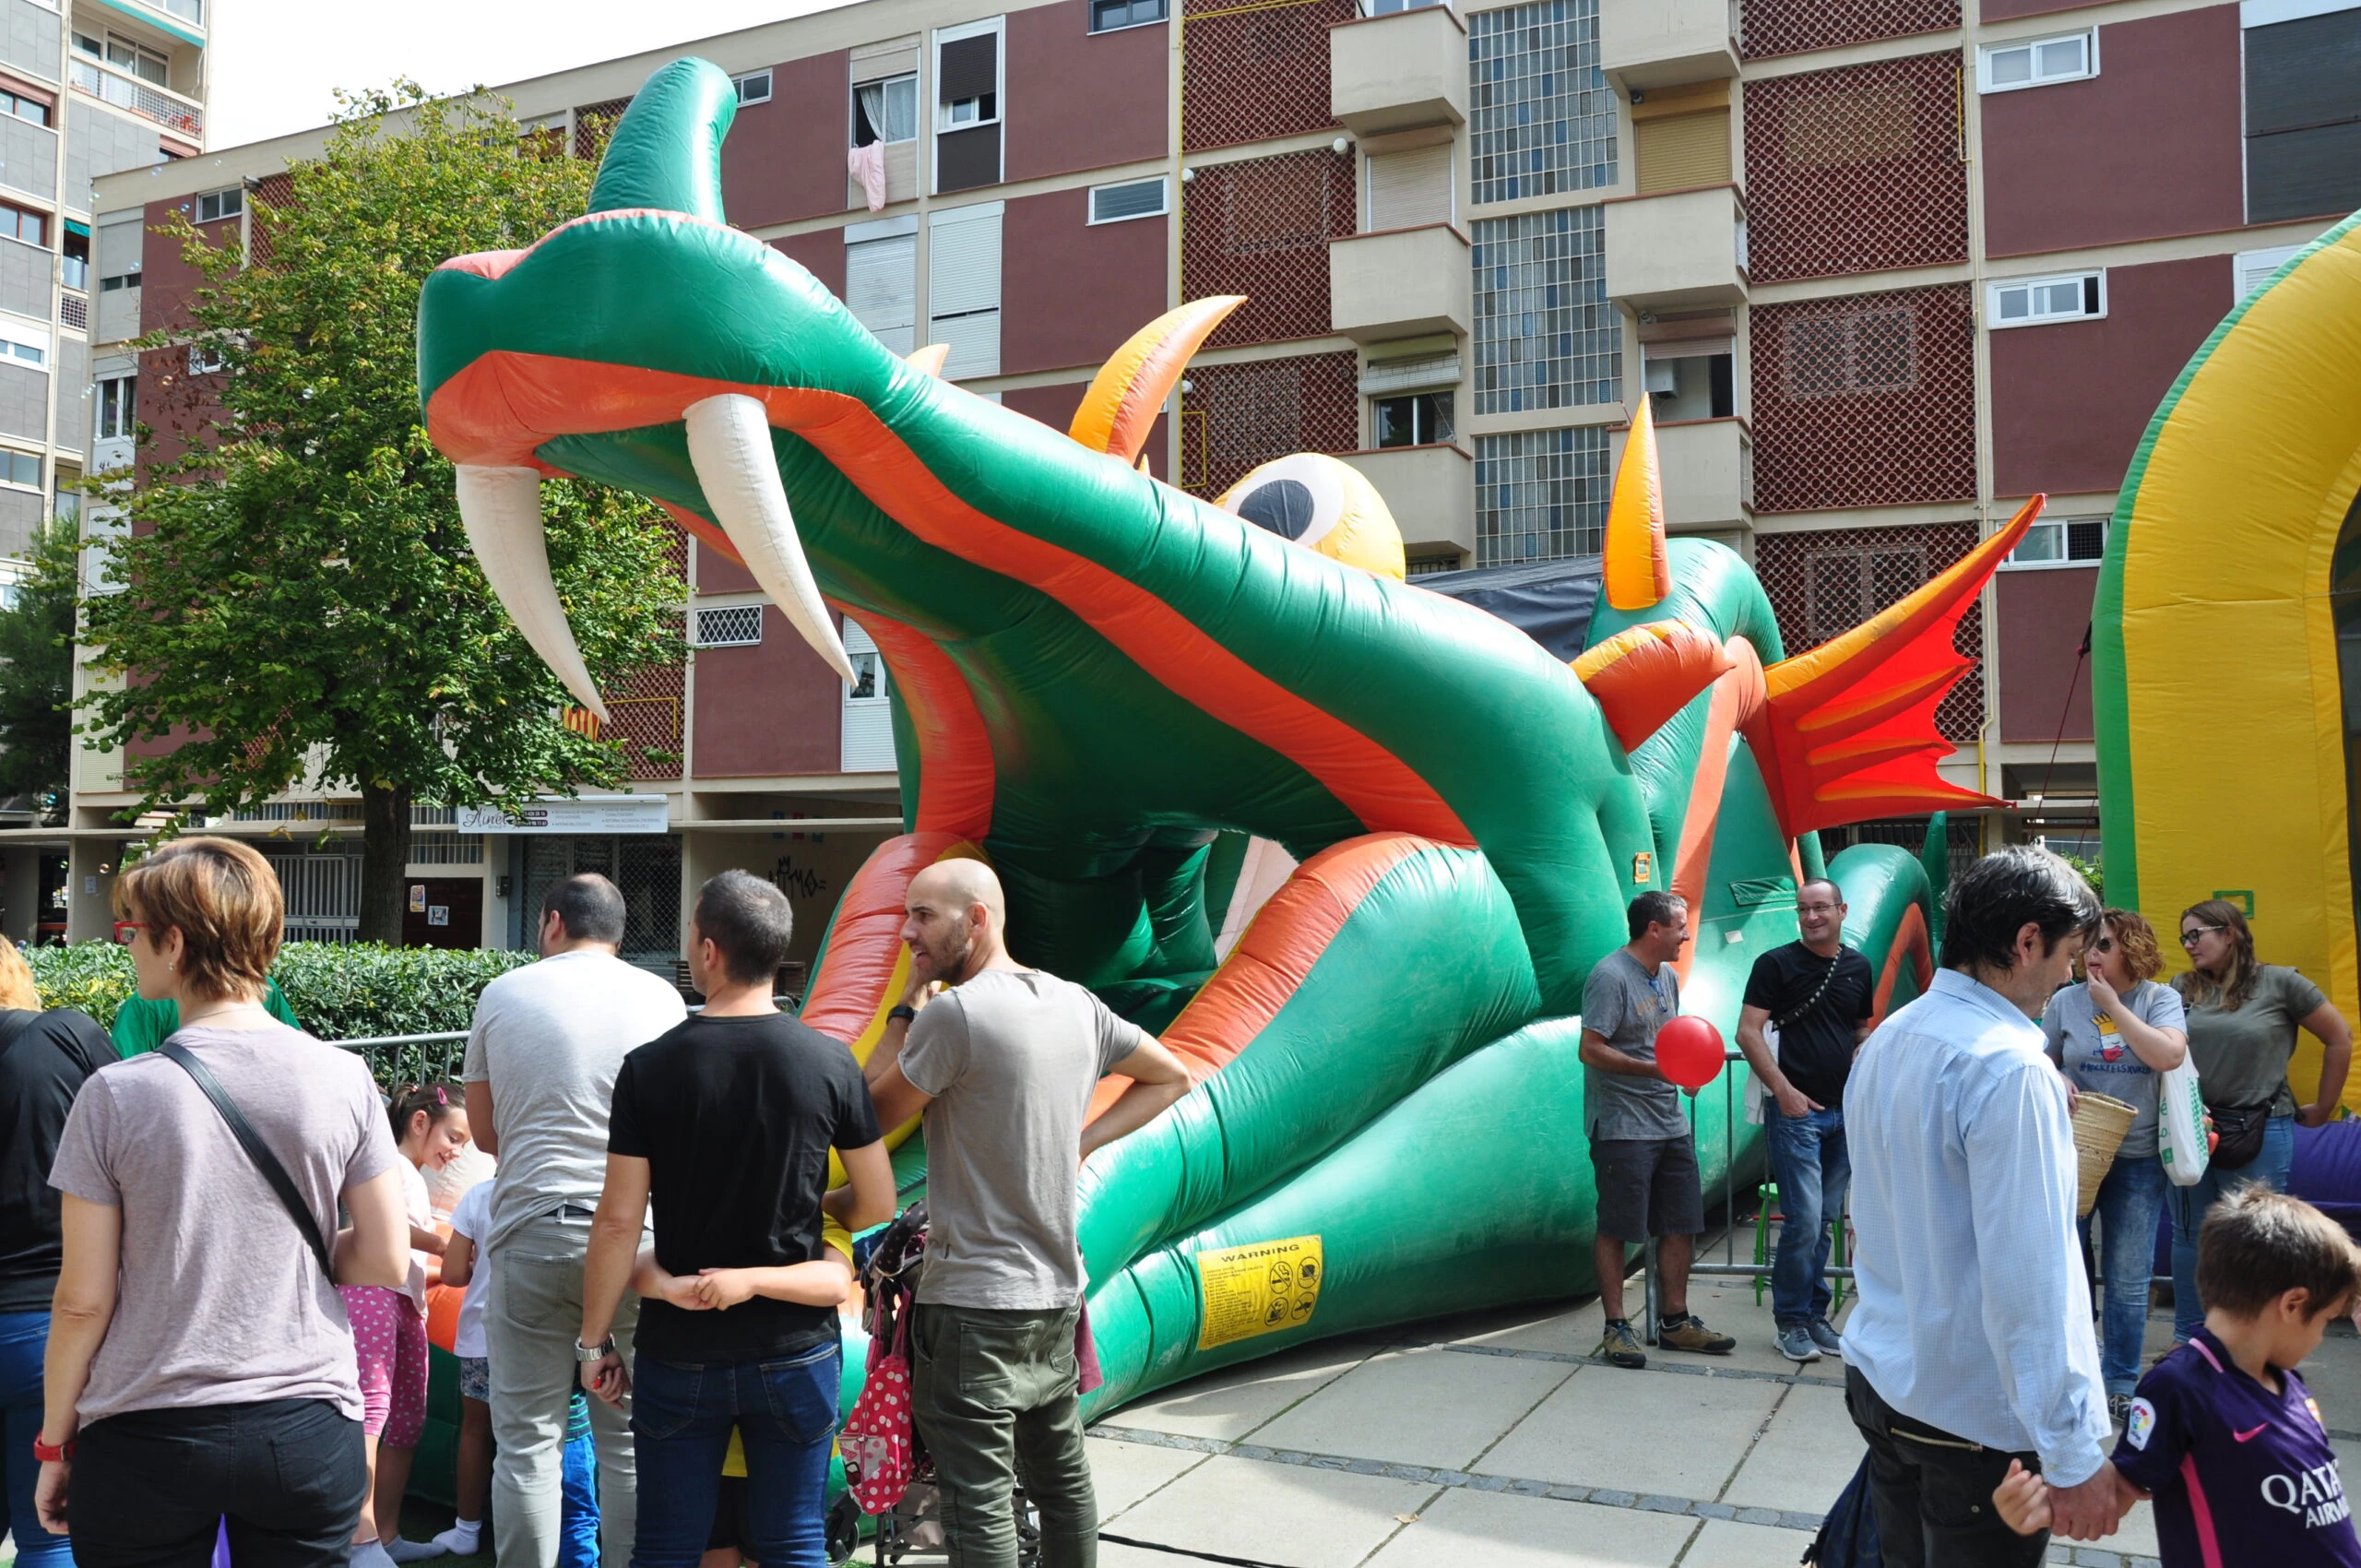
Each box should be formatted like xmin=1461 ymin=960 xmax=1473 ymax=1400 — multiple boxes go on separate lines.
xmin=575 ymin=871 xmax=896 ymax=1567
xmin=1736 ymin=877 xmax=1875 ymax=1366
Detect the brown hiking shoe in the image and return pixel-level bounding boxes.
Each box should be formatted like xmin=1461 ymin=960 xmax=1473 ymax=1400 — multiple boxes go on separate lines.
xmin=1658 ymin=1314 xmax=1737 ymax=1355
xmin=1595 ymin=1319 xmax=1647 ymax=1369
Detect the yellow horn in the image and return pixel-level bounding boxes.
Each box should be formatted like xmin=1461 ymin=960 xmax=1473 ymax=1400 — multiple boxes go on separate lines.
xmin=1069 ymin=296 xmax=1245 ymax=463
xmin=1602 ymin=391 xmax=1670 ymax=612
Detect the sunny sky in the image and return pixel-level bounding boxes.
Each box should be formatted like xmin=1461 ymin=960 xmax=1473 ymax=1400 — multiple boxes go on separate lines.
xmin=205 ymin=0 xmax=859 ymax=149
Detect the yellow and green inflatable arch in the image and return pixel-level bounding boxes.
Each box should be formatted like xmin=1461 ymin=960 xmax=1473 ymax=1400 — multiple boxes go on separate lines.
xmin=2096 ymin=210 xmax=2361 ymax=1105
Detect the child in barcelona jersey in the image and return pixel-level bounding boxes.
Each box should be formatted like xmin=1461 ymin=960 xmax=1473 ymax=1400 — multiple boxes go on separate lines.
xmin=1994 ymin=1186 xmax=2361 ymax=1566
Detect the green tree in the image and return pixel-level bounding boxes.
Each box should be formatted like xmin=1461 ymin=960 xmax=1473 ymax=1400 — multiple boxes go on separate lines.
xmin=79 ymin=86 xmax=682 ymax=943
xmin=0 ymin=519 xmax=83 ymax=819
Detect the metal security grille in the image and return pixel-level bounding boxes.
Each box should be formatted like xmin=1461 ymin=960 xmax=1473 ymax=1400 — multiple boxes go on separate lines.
xmin=1474 ymin=426 xmax=1611 ymax=565
xmin=1739 ymin=0 xmax=1959 ymax=61
xmin=574 ymin=98 xmax=631 ymax=160
xmin=1181 ymin=0 xmax=1354 ymax=153
xmin=1179 ymin=350 xmax=1358 ymax=499
xmin=265 ymin=849 xmax=362 ymax=944
xmin=521 ymin=833 xmax=682 ymax=968
xmin=1472 ymin=208 xmax=1619 ymax=414
xmin=1820 ymin=814 xmax=1982 ymax=880
xmin=1749 ymin=284 xmax=1974 ymax=513
xmin=1181 ymin=149 xmax=1356 ymax=348
xmin=693 ymin=604 xmax=764 ymax=647
xmin=1741 ymin=53 xmax=1967 ymax=284
xmin=1468 ymin=0 xmax=1619 ymax=205
xmin=1754 ymin=521 xmax=1983 ymax=742
xmin=610 ymin=659 xmax=685 ymax=780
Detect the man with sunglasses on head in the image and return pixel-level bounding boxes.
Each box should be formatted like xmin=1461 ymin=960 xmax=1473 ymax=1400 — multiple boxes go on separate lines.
xmin=1737 ymin=878 xmax=1875 ymax=1365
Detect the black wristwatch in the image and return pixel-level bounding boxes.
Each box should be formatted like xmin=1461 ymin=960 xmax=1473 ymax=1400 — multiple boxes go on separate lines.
xmin=887 ymin=1004 xmax=918 ymax=1023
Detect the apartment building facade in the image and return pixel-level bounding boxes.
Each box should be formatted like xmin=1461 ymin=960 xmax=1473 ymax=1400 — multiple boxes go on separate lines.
xmin=42 ymin=0 xmax=2323 ymax=957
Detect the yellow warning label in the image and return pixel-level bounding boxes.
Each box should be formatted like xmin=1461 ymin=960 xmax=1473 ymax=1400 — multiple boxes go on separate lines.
xmin=1194 ymin=1235 xmax=1323 ymax=1350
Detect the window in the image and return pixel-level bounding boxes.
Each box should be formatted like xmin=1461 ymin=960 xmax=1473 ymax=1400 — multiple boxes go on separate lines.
xmin=2244 ymin=6 xmax=2361 ymax=225
xmin=1472 ymin=207 xmax=1619 ymax=414
xmin=196 ymin=187 xmax=243 ymax=224
xmin=851 ymin=73 xmax=918 ymax=146
xmin=2236 ymin=241 xmax=2311 ymax=300
xmin=692 ymin=604 xmax=765 ymax=647
xmin=98 ymin=268 xmax=139 ymax=292
xmin=1987 ymin=271 xmax=2104 ymax=327
xmin=845 ymin=221 xmax=917 ymax=353
xmin=77 ymin=33 xmax=169 ymax=86
xmin=1364 ymin=0 xmax=1446 ymax=12
xmin=1468 ymin=2 xmax=1618 ymax=206
xmin=928 ymin=201 xmax=1003 ymax=379
xmin=846 ymin=646 xmax=890 ymax=701
xmin=0 ymin=334 xmax=44 ymax=367
xmin=733 ymin=69 xmax=772 ymax=106
xmin=96 ymin=374 xmax=134 ymax=438
xmin=1374 ymin=391 xmax=1453 ymax=447
xmin=934 ymin=18 xmax=1004 ymax=193
xmin=2006 ymin=515 xmax=2107 ymax=568
xmin=187 ymin=341 xmax=223 ymax=374
xmin=1088 ymin=176 xmax=1167 ymax=224
xmin=0 ymin=202 xmax=42 ymax=248
xmin=1643 ymin=346 xmax=1734 ymax=421
xmin=0 ymin=450 xmax=37 ymax=490
xmin=1780 ymin=303 xmax=1920 ymax=399
xmin=61 ymin=230 xmax=87 ymax=292
xmin=156 ymin=0 xmax=203 ymax=22
xmin=1976 ymin=29 xmax=2097 ymax=93
xmin=1089 ymin=0 xmax=1165 ymax=30
xmin=0 ymin=92 xmax=48 ymax=129
xmin=1475 ymin=426 xmax=1611 ymax=564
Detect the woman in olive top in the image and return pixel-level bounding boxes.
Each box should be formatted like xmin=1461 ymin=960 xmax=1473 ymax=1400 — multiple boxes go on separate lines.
xmin=2165 ymin=898 xmax=2355 ymax=1343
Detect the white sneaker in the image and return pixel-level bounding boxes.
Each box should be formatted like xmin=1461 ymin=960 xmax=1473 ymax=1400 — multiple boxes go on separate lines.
xmin=429 ymin=1524 xmax=482 ymax=1558
xmin=387 ymin=1538 xmax=448 ymax=1562
xmin=350 ymin=1541 xmax=399 ymax=1568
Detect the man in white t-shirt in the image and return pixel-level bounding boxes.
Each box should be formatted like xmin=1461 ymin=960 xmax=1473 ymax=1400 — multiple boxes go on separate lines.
xmin=461 ymin=875 xmax=685 ymax=1568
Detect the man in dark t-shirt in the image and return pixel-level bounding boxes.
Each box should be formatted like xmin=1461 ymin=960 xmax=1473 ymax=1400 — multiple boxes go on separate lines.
xmin=1736 ymin=877 xmax=1874 ymax=1364
xmin=575 ymin=872 xmax=896 ymax=1567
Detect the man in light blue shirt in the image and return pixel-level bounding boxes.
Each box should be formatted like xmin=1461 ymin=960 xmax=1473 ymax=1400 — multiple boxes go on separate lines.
xmin=1844 ymin=847 xmax=2135 ymax=1565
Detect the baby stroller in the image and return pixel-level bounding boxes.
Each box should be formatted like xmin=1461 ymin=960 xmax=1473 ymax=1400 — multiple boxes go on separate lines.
xmin=828 ymin=1202 xmax=1045 ymax=1568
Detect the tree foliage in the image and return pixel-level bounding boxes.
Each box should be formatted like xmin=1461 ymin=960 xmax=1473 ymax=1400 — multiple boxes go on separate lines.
xmin=0 ymin=519 xmax=81 ymax=817
xmin=78 ymin=85 xmax=682 ymax=942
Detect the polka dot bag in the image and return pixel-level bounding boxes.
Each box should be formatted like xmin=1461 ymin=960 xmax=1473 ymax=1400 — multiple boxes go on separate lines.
xmin=841 ymin=1298 xmax=916 ymax=1514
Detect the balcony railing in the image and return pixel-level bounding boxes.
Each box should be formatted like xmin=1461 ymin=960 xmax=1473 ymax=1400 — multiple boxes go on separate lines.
xmin=59 ymin=293 xmax=85 ymax=330
xmin=68 ymin=59 xmax=203 ymax=140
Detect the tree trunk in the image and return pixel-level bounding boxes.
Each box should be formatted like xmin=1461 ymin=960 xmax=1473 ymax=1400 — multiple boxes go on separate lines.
xmin=357 ymin=780 xmax=413 ymax=946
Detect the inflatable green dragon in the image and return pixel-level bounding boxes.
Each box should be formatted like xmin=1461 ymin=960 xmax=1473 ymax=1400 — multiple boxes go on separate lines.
xmin=419 ymin=61 xmax=2029 ymax=1411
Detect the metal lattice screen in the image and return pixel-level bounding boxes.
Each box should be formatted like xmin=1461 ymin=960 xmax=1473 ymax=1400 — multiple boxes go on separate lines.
xmin=1181 ymin=0 xmax=1354 ymax=153
xmin=609 ymin=659 xmax=684 ymax=780
xmin=1180 ymin=350 xmax=1358 ymax=499
xmin=1741 ymin=53 xmax=1967 ymax=284
xmin=1739 ymin=0 xmax=1959 ymax=61
xmin=1749 ymin=283 xmax=1975 ymax=513
xmin=1182 ymin=149 xmax=1357 ymax=348
xmin=522 ymin=833 xmax=682 ymax=967
xmin=575 ymin=98 xmax=631 ymax=159
xmin=1755 ymin=520 xmax=1984 ymax=742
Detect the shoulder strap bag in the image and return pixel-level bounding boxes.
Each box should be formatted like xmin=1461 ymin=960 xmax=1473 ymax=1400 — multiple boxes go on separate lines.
xmin=1747 ymin=951 xmax=1843 ymax=1125
xmin=160 ymin=1041 xmax=335 ymax=1278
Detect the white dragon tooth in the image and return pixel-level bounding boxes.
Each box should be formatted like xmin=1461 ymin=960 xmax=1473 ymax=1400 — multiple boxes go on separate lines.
xmin=682 ymin=393 xmax=856 ymax=683
xmin=454 ymin=464 xmax=612 ymax=725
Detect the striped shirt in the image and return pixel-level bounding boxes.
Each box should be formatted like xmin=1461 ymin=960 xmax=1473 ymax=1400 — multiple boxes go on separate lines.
xmin=1842 ymin=968 xmax=2112 ymax=1484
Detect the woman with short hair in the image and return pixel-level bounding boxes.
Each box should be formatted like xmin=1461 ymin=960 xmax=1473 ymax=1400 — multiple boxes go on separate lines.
xmin=32 ymin=837 xmax=412 ymax=1567
xmin=2042 ymin=908 xmax=2186 ymax=1417
xmin=0 ymin=935 xmax=114 ymax=1568
xmin=2166 ymin=897 xmax=2354 ymax=1343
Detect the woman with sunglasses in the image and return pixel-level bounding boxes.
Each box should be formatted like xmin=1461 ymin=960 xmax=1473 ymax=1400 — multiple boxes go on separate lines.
xmin=2041 ymin=909 xmax=2187 ymax=1419
xmin=2165 ymin=897 xmax=2354 ymax=1344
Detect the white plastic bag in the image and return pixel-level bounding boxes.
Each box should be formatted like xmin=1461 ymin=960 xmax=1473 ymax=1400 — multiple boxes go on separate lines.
xmin=2158 ymin=1057 xmax=2211 ymax=1187
xmin=1745 ymin=1023 xmax=1778 ymax=1126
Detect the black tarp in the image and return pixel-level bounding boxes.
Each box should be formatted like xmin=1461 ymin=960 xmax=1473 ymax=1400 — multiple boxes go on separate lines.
xmin=1414 ymin=556 xmax=1604 ymax=663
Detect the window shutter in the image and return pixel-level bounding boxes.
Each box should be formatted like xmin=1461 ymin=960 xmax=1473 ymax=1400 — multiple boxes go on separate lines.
xmin=845 ymin=234 xmax=916 ymax=353
xmin=839 ymin=617 xmax=897 ymax=772
xmin=1366 ymin=144 xmax=1453 ymax=230
xmin=1635 ymin=109 xmax=1730 ymax=195
xmin=939 ymin=33 xmax=996 ymax=101
xmin=929 ymin=202 xmax=1002 ymax=378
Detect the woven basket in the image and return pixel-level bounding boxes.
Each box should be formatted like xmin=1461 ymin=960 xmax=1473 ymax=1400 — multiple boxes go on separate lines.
xmin=2071 ymin=1093 xmax=2140 ymax=1217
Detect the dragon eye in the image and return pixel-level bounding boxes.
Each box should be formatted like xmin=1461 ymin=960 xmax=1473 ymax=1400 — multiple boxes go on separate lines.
xmin=1219 ymin=454 xmax=1351 ymax=552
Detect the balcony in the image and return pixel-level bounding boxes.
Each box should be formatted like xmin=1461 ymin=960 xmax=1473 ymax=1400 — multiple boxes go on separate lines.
xmin=1600 ymin=0 xmax=1740 ymax=94
xmin=1330 ymin=224 xmax=1468 ymax=341
xmin=1603 ymin=186 xmax=1746 ymax=311
xmin=1344 ymin=442 xmax=1474 ymax=557
xmin=1330 ymin=4 xmax=1466 ymax=137
xmin=1646 ymin=417 xmax=1752 ymax=531
xmin=68 ymin=58 xmax=203 ymax=141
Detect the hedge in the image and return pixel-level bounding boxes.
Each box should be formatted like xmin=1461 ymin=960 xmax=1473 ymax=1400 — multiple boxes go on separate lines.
xmin=25 ymin=941 xmax=539 ymax=1086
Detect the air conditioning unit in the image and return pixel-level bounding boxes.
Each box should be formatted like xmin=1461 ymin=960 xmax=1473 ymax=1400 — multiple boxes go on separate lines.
xmin=1643 ymin=358 xmax=1679 ymax=396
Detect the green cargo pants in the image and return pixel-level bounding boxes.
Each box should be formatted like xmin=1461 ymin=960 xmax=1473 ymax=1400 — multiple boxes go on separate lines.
xmin=910 ymin=1302 xmax=1097 ymax=1568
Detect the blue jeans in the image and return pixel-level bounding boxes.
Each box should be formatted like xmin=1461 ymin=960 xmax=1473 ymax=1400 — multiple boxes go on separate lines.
xmin=2081 ymin=1152 xmax=2166 ymax=1396
xmin=2166 ymin=1112 xmax=2296 ymax=1341
xmin=0 ymin=1310 xmax=72 ymax=1568
xmin=1763 ymin=1105 xmax=1850 ymax=1328
xmin=627 ymin=1340 xmax=841 ymax=1568
xmin=561 ymin=1396 xmax=599 ymax=1568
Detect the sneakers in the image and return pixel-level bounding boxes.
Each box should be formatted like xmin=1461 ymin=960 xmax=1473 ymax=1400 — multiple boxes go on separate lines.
xmin=1807 ymin=1317 xmax=1845 ymax=1358
xmin=2108 ymin=1392 xmax=2133 ymax=1428
xmin=386 ymin=1539 xmax=448 ymax=1562
xmin=428 ymin=1524 xmax=481 ymax=1559
xmin=1596 ymin=1318 xmax=1647 ymax=1369
xmin=1776 ymin=1323 xmax=1822 ymax=1364
xmin=1658 ymin=1314 xmax=1738 ymax=1356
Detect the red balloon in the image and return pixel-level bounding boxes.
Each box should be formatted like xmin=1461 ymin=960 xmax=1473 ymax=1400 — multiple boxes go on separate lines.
xmin=1656 ymin=1015 xmax=1726 ymax=1089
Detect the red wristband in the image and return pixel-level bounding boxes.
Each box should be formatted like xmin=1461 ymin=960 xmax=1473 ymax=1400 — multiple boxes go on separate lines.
xmin=31 ymin=1435 xmax=71 ymax=1462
